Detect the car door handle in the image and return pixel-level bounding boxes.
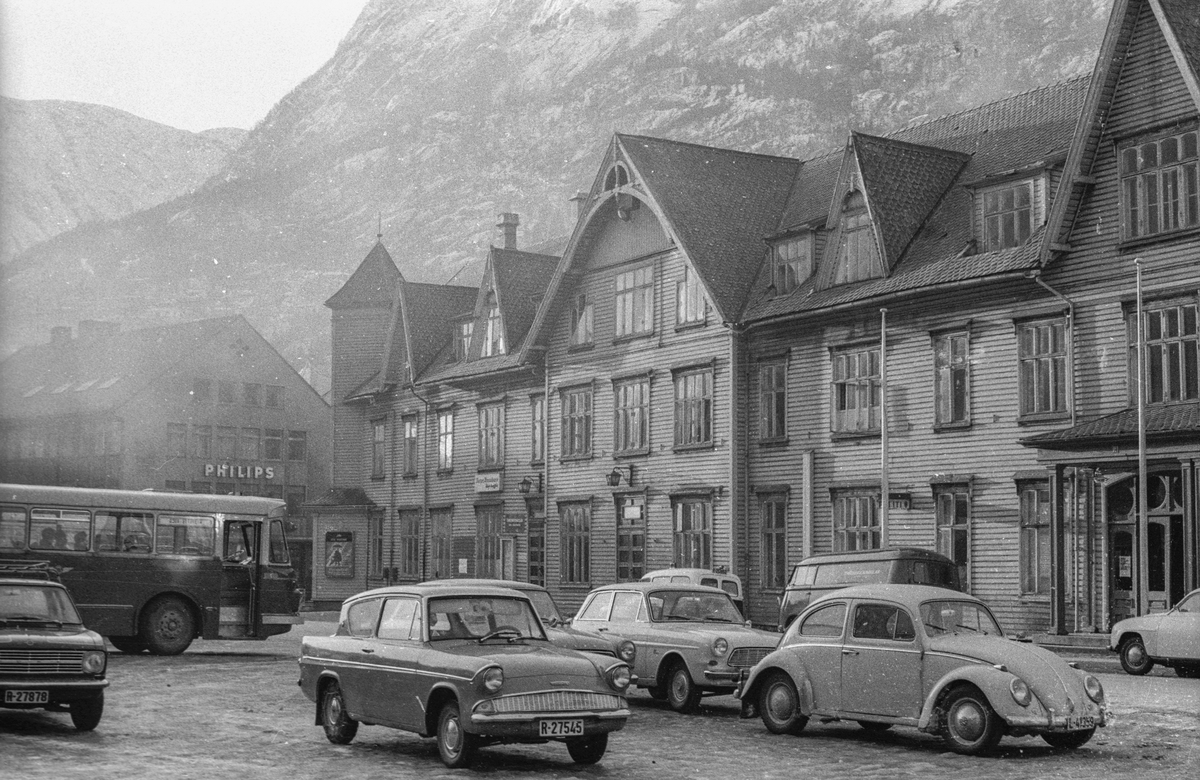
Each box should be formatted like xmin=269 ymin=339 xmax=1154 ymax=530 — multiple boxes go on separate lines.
xmin=842 ymin=649 xmax=859 ymax=656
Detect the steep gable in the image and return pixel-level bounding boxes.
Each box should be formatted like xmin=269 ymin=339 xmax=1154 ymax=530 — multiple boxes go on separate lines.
xmin=491 ymin=248 xmax=560 ymax=353
xmin=387 ymin=282 xmax=477 ymax=386
xmin=324 ymin=240 xmax=402 ymax=309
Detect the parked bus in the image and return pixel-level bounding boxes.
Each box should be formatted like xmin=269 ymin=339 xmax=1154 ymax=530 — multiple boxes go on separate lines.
xmin=0 ymin=483 xmax=303 ymax=654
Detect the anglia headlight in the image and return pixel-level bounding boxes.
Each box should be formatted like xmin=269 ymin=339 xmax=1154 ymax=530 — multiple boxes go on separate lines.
xmin=711 ymin=637 xmax=728 ymax=657
xmin=617 ymin=639 xmax=636 ymax=664
xmin=608 ymin=664 xmax=631 ymax=691
xmin=1009 ymin=676 xmax=1032 ymax=707
xmin=82 ymin=650 xmax=106 ymax=675
xmin=1084 ymin=674 xmax=1104 ymax=703
xmin=482 ymin=666 xmax=504 ymax=694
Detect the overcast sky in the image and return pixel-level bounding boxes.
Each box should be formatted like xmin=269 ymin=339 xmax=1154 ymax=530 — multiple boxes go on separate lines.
xmin=0 ymin=0 xmax=365 ymax=132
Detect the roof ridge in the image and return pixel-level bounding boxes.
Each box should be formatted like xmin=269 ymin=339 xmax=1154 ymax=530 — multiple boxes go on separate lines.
xmin=616 ymin=132 xmax=799 ymax=164
xmin=852 ymin=130 xmax=973 ymax=159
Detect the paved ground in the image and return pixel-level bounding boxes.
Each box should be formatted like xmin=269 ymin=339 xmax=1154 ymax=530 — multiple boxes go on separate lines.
xmin=1 ymin=617 xmax=1196 ymax=779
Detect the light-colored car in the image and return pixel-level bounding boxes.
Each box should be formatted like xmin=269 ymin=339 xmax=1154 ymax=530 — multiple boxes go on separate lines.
xmin=573 ymin=581 xmax=778 ymax=712
xmin=423 ymin=578 xmax=636 ymax=665
xmin=1109 ymin=588 xmax=1200 ymax=677
xmin=298 ymin=583 xmax=631 ymax=767
xmin=737 ymin=584 xmax=1107 ymax=755
xmin=640 ymin=568 xmax=745 ymax=615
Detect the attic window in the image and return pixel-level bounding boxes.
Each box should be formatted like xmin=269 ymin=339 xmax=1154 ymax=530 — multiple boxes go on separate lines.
xmin=604 ymin=164 xmax=630 ymax=191
xmin=771 ymin=234 xmax=812 ymax=295
xmin=834 ymin=191 xmax=880 ymax=285
xmin=1120 ymin=127 xmax=1200 ymax=240
xmin=482 ymin=291 xmax=505 ymax=357
xmin=454 ymin=319 xmax=473 ymax=362
xmin=981 ymin=180 xmax=1034 ymax=251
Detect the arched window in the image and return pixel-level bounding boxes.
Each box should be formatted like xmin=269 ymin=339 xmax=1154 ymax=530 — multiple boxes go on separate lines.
xmin=604 ymin=164 xmax=630 ymax=191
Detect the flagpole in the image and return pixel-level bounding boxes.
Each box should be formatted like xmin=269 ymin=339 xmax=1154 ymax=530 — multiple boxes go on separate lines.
xmin=1135 ymin=258 xmax=1148 ymax=616
xmin=880 ymin=307 xmax=889 ymax=549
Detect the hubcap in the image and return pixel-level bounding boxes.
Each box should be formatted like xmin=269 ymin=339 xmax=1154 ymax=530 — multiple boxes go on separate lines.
xmin=444 ymin=715 xmax=461 ymax=754
xmin=950 ymin=700 xmax=985 ymax=741
xmin=671 ymin=672 xmax=688 ymax=700
xmin=1126 ymin=644 xmax=1146 ymax=665
xmin=327 ymin=695 xmax=342 ymax=722
xmin=766 ymin=683 xmax=795 ymax=721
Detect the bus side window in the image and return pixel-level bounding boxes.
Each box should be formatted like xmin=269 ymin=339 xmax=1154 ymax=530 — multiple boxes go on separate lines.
xmin=30 ymin=509 xmax=90 ymax=551
xmin=1 ymin=507 xmax=27 ymax=549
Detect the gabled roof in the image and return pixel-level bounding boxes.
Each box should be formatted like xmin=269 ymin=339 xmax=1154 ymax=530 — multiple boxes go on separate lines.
xmin=324 ymin=240 xmax=402 ymax=309
xmin=1020 ymin=403 xmax=1200 ymax=450
xmin=1157 ymin=0 xmax=1200 ymax=101
xmin=399 ymin=281 xmax=478 ymax=382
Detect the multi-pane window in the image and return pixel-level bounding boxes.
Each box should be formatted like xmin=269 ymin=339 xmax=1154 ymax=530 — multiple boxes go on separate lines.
xmin=437 ymin=410 xmax=454 ymax=471
xmin=191 ymin=426 xmax=211 ymax=459
xmin=482 ymin=291 xmax=505 ymax=357
xmin=561 ymin=502 xmax=591 ymax=584
xmin=243 ymin=383 xmax=262 ymax=407
xmin=398 ymin=509 xmax=421 ymax=577
xmin=1018 ymin=319 xmax=1068 ymax=417
xmin=167 ymin=423 xmax=187 ymax=458
xmin=402 ymin=416 xmax=418 ymax=475
xmin=218 ymin=380 xmax=236 ymax=404
xmin=674 ymin=368 xmax=713 ymax=447
xmin=613 ymin=378 xmax=649 ymax=453
xmin=772 ymin=234 xmax=812 ymax=294
xmin=934 ymin=332 xmax=971 ymax=426
xmin=570 ymin=293 xmax=593 ymax=346
xmin=1019 ymin=481 xmax=1051 ymax=595
xmin=761 ymin=494 xmax=788 ymax=589
xmin=982 ymin=182 xmax=1033 ymax=251
xmin=1120 ymin=128 xmax=1200 ymax=240
xmin=831 ymin=346 xmax=880 ymax=433
xmin=264 ymin=429 xmax=282 ymax=460
xmin=616 ymin=496 xmax=645 ymax=581
xmin=216 ymin=426 xmax=237 ymax=459
xmin=530 ymin=396 xmax=545 ymax=464
xmin=759 ymin=361 xmax=787 ymax=440
xmin=833 ymin=491 xmax=879 ymax=551
xmin=368 ymin=511 xmax=384 ymax=577
xmin=478 ymin=403 xmax=504 ymax=467
xmin=677 ymin=266 xmax=706 ymax=325
xmin=371 ymin=420 xmax=385 ymax=478
xmin=561 ymin=387 xmax=592 ymax=457
xmin=1129 ymin=301 xmax=1199 ymax=403
xmin=936 ymin=484 xmax=970 ymax=588
xmin=476 ymin=505 xmax=503 ymax=578
xmin=240 ymin=428 xmax=260 ymax=460
xmin=264 ymin=385 xmax=284 ymax=408
xmin=430 ymin=508 xmax=453 ymax=580
xmin=287 ymin=430 xmax=307 ymax=461
xmin=673 ymin=497 xmax=711 ymax=568
xmin=835 ymin=191 xmax=879 ymax=285
xmin=455 ymin=319 xmax=473 ymax=361
xmin=615 ymin=265 xmax=654 ymax=337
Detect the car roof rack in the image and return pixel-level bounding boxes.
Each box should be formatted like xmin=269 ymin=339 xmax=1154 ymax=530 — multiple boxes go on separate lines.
xmin=0 ymin=558 xmax=60 ymax=581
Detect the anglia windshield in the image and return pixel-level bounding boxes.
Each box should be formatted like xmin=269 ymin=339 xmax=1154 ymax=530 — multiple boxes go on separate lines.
xmin=651 ymin=590 xmax=742 ymax=623
xmin=920 ymin=599 xmax=1003 ymax=637
xmin=427 ymin=596 xmax=548 ymax=641
xmin=0 ymin=583 xmax=82 ymax=624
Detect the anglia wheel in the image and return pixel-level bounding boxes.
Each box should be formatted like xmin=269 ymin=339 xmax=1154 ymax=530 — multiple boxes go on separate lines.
xmin=666 ymin=661 xmax=702 ymax=713
xmin=70 ymin=693 xmax=104 ymax=731
xmin=939 ymin=686 xmax=1003 ymax=755
xmin=140 ymin=596 xmax=195 ymax=655
xmin=1042 ymin=728 xmax=1095 ymax=749
xmin=566 ymin=733 xmax=608 ymax=764
xmin=1119 ymin=636 xmax=1154 ymax=675
xmin=758 ymin=671 xmax=808 ymax=735
xmin=437 ymin=699 xmax=475 ymax=768
xmin=320 ymin=682 xmax=358 ymax=744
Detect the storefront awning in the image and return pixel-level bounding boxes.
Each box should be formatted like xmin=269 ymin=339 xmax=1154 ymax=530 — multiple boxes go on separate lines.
xmin=1019 ymin=403 xmax=1200 ymax=451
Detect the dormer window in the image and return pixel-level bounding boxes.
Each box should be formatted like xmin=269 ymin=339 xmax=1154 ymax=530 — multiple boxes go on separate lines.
xmin=1120 ymin=127 xmax=1200 ymax=240
xmin=570 ymin=293 xmax=593 ymax=346
xmin=454 ymin=319 xmax=473 ymax=362
xmin=771 ymin=233 xmax=812 ymax=294
xmin=834 ymin=191 xmax=879 ymax=285
xmin=482 ymin=291 xmax=505 ymax=357
xmin=982 ymin=181 xmax=1033 ymax=251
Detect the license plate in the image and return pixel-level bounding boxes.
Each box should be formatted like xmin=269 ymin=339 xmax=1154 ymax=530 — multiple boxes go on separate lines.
xmin=538 ymin=718 xmax=584 ymax=737
xmin=5 ymin=690 xmax=49 ymax=704
xmin=1065 ymin=716 xmax=1095 ymax=730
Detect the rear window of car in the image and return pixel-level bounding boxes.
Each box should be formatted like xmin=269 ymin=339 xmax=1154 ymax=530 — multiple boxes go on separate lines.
xmin=799 ymin=603 xmax=846 ymax=637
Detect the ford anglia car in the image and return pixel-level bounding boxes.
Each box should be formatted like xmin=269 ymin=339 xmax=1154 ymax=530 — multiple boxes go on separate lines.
xmin=298 ymin=583 xmax=631 ymax=767
xmin=573 ymin=581 xmax=778 ymax=712
xmin=1109 ymin=587 xmax=1200 ymax=677
xmin=737 ymin=585 xmax=1107 ymax=754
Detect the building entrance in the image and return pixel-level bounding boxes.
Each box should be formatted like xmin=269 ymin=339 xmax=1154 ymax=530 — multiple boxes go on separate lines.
xmin=1107 ymin=470 xmax=1189 ymax=623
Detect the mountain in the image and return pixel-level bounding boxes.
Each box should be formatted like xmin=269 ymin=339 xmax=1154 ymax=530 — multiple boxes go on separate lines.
xmin=0 ymin=0 xmax=1111 ymax=395
xmin=0 ymin=97 xmax=246 ymax=263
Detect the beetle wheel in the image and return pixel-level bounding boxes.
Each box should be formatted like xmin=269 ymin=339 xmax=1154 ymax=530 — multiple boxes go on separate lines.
xmin=666 ymin=661 xmax=702 ymax=713
xmin=436 ymin=699 xmax=475 ymax=768
xmin=320 ymin=682 xmax=358 ymax=744
xmin=1042 ymin=728 xmax=1095 ymax=749
xmin=1119 ymin=636 xmax=1154 ymax=675
xmin=566 ymin=733 xmax=608 ymax=764
xmin=70 ymin=692 xmax=104 ymax=731
xmin=758 ymin=670 xmax=808 ymax=735
xmin=939 ymin=686 xmax=1002 ymax=755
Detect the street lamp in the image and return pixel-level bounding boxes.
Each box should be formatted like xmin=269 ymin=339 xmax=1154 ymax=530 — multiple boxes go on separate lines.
xmin=605 ymin=465 xmax=634 ymax=488
xmin=518 ymin=474 xmax=542 ymax=494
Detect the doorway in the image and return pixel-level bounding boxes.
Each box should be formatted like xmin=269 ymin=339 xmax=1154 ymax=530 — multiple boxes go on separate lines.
xmin=1107 ymin=470 xmax=1188 ymax=621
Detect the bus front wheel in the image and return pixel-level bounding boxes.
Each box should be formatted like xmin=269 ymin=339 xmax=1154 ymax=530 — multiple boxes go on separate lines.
xmin=140 ymin=596 xmax=195 ymax=655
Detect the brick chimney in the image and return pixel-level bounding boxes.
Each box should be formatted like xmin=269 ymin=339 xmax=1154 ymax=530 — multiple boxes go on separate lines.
xmin=50 ymin=325 xmax=72 ymax=346
xmin=497 ymin=213 xmax=519 ymax=249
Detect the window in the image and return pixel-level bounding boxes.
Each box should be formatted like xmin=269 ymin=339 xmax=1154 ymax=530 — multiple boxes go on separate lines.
xmin=371 ymin=420 xmax=386 ymax=478
xmin=615 ymin=265 xmax=654 ymax=337
xmin=529 ymin=519 xmax=545 ymax=586
xmin=835 ymin=191 xmax=879 ymax=285
xmin=368 ymin=512 xmax=384 ymax=577
xmin=758 ymin=361 xmax=787 ymax=440
xmin=852 ymin=603 xmax=916 ymax=641
xmin=482 ymin=291 xmax=505 ymax=357
xmin=677 ymin=266 xmax=706 ymax=325
xmin=831 ymin=346 xmax=880 ymax=433
xmin=1129 ymin=301 xmax=1199 ymax=404
xmin=455 ymin=319 xmax=473 ymax=361
xmin=530 ymin=396 xmax=545 ymax=464
xmin=218 ymin=380 xmax=236 ymax=404
xmin=191 ymin=426 xmax=211 ymax=459
xmin=616 ymin=496 xmax=645 ymax=581
xmin=1019 ymin=481 xmax=1051 ymax=596
xmin=936 ymin=484 xmax=970 ymax=588
xmin=243 ymin=383 xmax=261 ymax=407
xmin=760 ymin=494 xmax=787 ymax=589
xmin=398 ymin=509 xmax=421 ymax=578
xmin=833 ymin=491 xmax=879 ymax=551
xmin=672 ymin=497 xmax=711 ymax=569
xmin=347 ymin=599 xmax=381 ymax=638
xmin=264 ymin=429 xmax=282 ymax=460
xmin=674 ymin=368 xmax=713 ymax=447
xmin=437 ymin=410 xmax=454 ymax=471
xmin=561 ymin=386 xmax=592 ymax=457
xmin=1018 ymin=318 xmax=1068 ymax=417
xmin=561 ymin=502 xmax=591 ymax=584
xmin=264 ymin=385 xmax=284 ymax=408
xmin=570 ymin=293 xmax=593 ymax=346
xmin=216 ymin=426 xmax=237 ymax=459
xmin=402 ymin=416 xmax=418 ymax=475
xmin=476 ymin=505 xmax=503 ymax=577
xmin=1120 ymin=128 xmax=1200 ymax=240
xmin=430 ymin=508 xmax=453 ymax=580
xmin=240 ymin=428 xmax=260 ymax=460
xmin=30 ymin=509 xmax=91 ymax=551
xmin=772 ymin=234 xmax=812 ymax=294
xmin=93 ymin=511 xmax=153 ymax=553
xmin=799 ymin=603 xmax=847 ymax=637
xmin=982 ymin=182 xmax=1033 ymax=251
xmin=613 ymin=378 xmax=649 ymax=453
xmin=193 ymin=378 xmax=211 ymax=403
xmin=167 ymin=423 xmax=187 ymax=458
xmin=478 ymin=403 xmax=504 ymax=467
xmin=934 ymin=332 xmax=970 ymax=426
xmin=378 ymin=597 xmax=420 ymax=640
xmin=287 ymin=430 xmax=307 ymax=461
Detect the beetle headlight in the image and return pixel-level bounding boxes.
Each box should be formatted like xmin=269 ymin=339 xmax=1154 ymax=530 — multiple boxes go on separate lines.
xmin=711 ymin=637 xmax=728 ymax=657
xmin=608 ymin=664 xmax=631 ymax=691
xmin=82 ymin=650 xmax=106 ymax=675
xmin=617 ymin=639 xmax=636 ymax=664
xmin=1009 ymin=676 xmax=1031 ymax=707
xmin=482 ymin=666 xmax=504 ymax=694
xmin=1084 ymin=674 xmax=1104 ymax=703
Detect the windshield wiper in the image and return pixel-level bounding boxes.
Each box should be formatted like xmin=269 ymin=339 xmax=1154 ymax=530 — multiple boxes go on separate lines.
xmin=2 ymin=615 xmax=63 ymax=627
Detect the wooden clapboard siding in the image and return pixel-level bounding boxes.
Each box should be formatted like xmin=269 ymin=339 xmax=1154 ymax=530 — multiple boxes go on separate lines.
xmin=1108 ymin=1 xmax=1196 ymax=139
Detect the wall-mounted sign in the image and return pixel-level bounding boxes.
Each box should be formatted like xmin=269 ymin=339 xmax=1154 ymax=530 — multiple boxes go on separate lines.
xmin=204 ymin=464 xmax=277 ymax=480
xmin=474 ymin=472 xmax=502 ymax=493
xmin=504 ymin=514 xmax=526 ymax=534
xmin=887 ymin=492 xmax=912 ymax=511
xmin=324 ymin=531 xmax=354 ymax=579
